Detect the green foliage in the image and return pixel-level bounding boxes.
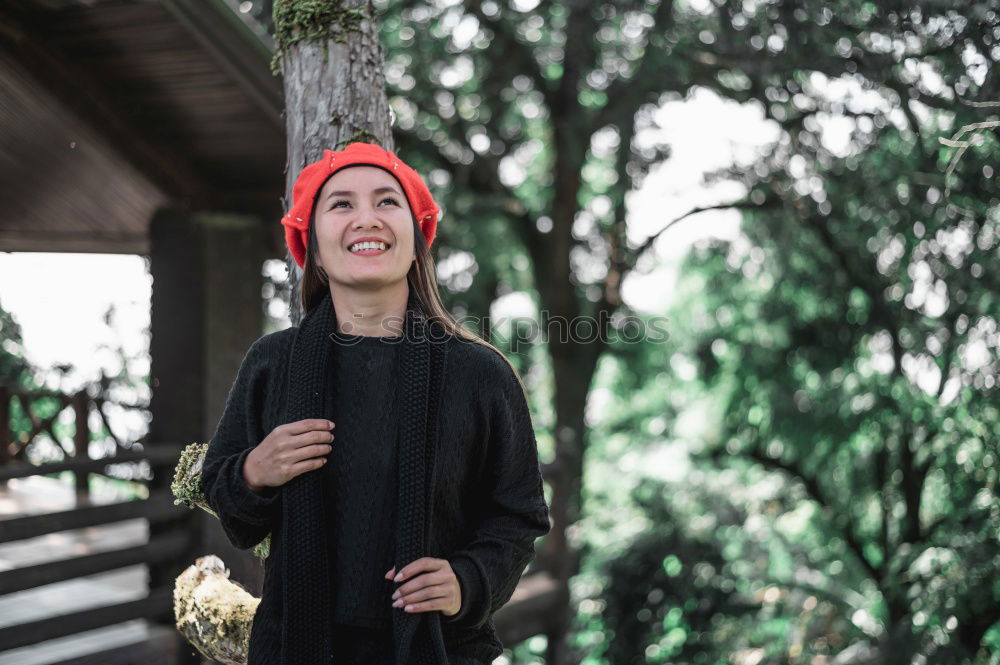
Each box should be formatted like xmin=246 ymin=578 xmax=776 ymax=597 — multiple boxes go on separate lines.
xmin=583 ymin=2 xmax=998 ymax=660
xmin=0 ymin=298 xmax=28 ymax=386
xmin=631 ymin=121 xmax=998 ymax=663
xmin=598 ymin=479 xmax=755 ymax=664
xmin=656 ymin=104 xmax=998 ymax=656
xmin=0 ymin=297 xmax=32 ymax=388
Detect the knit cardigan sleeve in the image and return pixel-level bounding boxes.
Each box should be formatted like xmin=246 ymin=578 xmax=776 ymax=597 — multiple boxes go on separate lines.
xmin=443 ymin=354 xmax=551 ymax=630
xmin=201 ymin=336 xmax=281 ymax=551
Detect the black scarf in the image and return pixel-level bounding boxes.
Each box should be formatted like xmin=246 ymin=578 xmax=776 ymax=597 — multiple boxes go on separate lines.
xmin=279 ymin=287 xmax=450 ymax=664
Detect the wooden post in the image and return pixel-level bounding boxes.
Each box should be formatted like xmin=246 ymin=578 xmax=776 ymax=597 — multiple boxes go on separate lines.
xmin=72 ymin=390 xmax=89 ymax=503
xmin=0 ymin=385 xmax=9 ymax=490
xmin=149 ymin=208 xmax=267 ymax=665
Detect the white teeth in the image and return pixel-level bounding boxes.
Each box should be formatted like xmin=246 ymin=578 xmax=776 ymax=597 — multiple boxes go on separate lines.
xmin=349 ymin=241 xmax=389 ymax=252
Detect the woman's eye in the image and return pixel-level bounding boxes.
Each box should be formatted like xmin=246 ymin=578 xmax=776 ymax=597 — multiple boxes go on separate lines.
xmin=329 ymin=197 xmax=399 ymax=209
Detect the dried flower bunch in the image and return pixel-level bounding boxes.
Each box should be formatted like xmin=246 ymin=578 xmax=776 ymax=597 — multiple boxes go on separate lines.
xmin=171 ymin=441 xmax=271 ymax=559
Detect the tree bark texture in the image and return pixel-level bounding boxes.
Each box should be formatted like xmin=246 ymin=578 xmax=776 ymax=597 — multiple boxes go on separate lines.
xmin=275 ymin=0 xmax=393 ymax=323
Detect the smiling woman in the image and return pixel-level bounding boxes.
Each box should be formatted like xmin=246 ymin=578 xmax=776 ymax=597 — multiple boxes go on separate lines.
xmin=200 ymin=142 xmax=551 ymax=665
xmin=310 ymin=165 xmax=417 ymax=336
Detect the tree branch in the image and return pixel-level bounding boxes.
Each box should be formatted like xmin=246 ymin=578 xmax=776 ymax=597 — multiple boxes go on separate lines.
xmin=627 ymin=197 xmax=779 ymax=273
xmin=739 ymin=447 xmax=883 ymax=582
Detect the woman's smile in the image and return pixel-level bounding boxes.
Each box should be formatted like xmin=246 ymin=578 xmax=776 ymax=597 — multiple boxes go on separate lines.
xmin=348 ymin=246 xmax=390 ymax=256
xmin=346 ymin=237 xmax=394 ymax=257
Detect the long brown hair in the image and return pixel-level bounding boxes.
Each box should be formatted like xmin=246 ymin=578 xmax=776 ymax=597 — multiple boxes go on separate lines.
xmin=297 ymin=179 xmax=528 ymax=398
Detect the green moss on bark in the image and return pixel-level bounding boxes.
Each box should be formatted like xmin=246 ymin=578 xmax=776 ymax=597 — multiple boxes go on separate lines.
xmin=335 ymin=127 xmax=382 ymax=149
xmin=271 ymin=0 xmax=372 ymax=76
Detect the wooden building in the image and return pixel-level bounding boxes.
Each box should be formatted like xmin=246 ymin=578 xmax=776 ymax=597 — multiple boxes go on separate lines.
xmin=0 ymin=1 xmax=286 ymax=662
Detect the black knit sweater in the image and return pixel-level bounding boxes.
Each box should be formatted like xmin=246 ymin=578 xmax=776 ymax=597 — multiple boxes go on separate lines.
xmin=201 ymin=296 xmax=551 ymax=664
xmin=323 ymin=328 xmax=401 ymax=630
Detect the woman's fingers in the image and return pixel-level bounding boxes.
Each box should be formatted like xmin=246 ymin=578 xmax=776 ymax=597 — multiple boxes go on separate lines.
xmin=281 ymin=419 xmax=335 ymax=436
xmin=285 ymin=428 xmax=335 ymax=451
xmin=252 ymin=421 xmax=335 ymax=486
xmin=386 ymin=557 xmax=458 ymax=612
xmin=288 ymin=456 xmax=327 ymax=476
xmin=393 ymin=568 xmax=447 ymax=597
xmin=281 ymin=444 xmax=332 ymax=479
xmin=389 ymin=560 xmax=460 ymax=614
xmin=275 ymin=429 xmax=334 ymax=469
xmin=286 ymin=442 xmax=333 ymax=465
xmin=392 ymin=582 xmax=450 ymax=612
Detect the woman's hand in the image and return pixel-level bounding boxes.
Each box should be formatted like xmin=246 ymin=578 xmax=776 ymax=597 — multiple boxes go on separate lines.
xmin=384 ymin=558 xmax=462 ymax=617
xmin=242 ymin=419 xmax=336 ymax=492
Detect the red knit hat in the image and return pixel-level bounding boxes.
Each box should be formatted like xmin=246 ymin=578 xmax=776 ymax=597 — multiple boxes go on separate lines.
xmin=280 ymin=142 xmax=441 ymax=268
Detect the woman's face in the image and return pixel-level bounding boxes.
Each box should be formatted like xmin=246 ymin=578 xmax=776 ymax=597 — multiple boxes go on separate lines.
xmin=313 ymin=165 xmax=416 ymax=291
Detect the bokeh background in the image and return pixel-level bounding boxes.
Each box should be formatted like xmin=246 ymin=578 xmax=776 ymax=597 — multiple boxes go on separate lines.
xmin=0 ymin=1 xmax=997 ymax=664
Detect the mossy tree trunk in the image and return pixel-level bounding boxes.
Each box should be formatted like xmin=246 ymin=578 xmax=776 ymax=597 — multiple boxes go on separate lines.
xmin=272 ymin=0 xmax=392 ymax=323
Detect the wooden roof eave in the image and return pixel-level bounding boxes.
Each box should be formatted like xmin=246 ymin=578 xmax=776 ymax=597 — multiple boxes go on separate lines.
xmin=158 ymin=0 xmax=283 ymax=131
xmin=1 ymin=0 xmax=284 ymax=206
xmin=0 ymin=11 xmax=204 ymax=204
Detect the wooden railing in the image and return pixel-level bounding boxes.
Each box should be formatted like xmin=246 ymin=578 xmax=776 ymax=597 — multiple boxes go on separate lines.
xmin=0 ymin=382 xmax=151 ymax=494
xmin=0 ymin=444 xmax=198 ymax=664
